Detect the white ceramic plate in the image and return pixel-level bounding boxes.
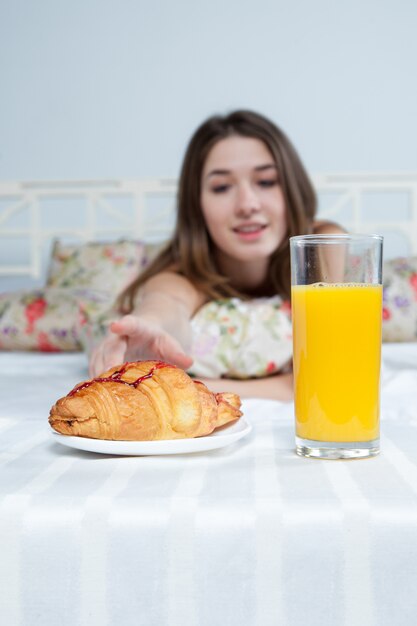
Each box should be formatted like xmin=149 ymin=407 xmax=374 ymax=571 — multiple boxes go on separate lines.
xmin=50 ymin=418 xmax=252 ymax=456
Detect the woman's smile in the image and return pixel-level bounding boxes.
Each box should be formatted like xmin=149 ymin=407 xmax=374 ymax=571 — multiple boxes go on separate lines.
xmin=232 ymin=221 xmax=268 ymax=241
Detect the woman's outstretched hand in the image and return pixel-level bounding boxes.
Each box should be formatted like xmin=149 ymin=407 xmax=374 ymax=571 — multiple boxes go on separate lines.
xmin=89 ymin=314 xmax=193 ymax=377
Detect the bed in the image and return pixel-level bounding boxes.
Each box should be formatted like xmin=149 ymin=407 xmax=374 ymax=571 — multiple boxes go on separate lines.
xmin=1 ymin=175 xmax=417 ymax=625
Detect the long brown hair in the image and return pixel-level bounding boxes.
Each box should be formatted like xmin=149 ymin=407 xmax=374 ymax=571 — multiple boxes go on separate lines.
xmin=119 ymin=110 xmax=316 ymax=313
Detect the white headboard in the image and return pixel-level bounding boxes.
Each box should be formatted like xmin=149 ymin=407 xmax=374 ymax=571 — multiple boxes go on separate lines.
xmin=313 ymin=172 xmax=417 ymax=257
xmin=1 ymin=173 xmax=416 ymax=290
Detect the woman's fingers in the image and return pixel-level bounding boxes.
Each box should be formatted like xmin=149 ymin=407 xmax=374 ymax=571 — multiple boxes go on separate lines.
xmin=110 ymin=315 xmax=143 ymax=337
xmin=171 ymin=352 xmax=194 ymax=369
xmin=149 ymin=333 xmax=194 ymax=369
xmin=110 ymin=315 xmax=193 ymax=369
xmin=89 ymin=335 xmax=128 ymax=377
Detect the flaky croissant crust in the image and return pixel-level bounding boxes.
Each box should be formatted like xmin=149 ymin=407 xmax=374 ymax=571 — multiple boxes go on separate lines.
xmin=49 ymin=360 xmax=242 ymax=441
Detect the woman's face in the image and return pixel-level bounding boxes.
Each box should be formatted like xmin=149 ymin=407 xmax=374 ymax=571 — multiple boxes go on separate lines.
xmin=200 ymin=135 xmax=287 ymax=276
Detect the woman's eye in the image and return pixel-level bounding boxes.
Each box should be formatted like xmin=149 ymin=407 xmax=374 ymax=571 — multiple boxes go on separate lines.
xmin=258 ymin=179 xmax=278 ymax=188
xmin=212 ymin=184 xmax=230 ymax=193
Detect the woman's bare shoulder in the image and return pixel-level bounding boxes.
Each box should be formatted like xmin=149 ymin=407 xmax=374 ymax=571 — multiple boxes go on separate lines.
xmin=312 ymin=220 xmax=347 ymax=234
xmin=141 ymin=270 xmax=207 ymax=312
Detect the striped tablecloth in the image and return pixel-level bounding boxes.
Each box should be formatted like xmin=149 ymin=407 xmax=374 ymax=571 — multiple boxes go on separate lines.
xmin=1 ymin=346 xmax=417 ymax=626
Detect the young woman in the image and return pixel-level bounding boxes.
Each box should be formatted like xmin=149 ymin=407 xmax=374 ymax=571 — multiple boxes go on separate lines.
xmin=89 ymin=110 xmax=343 ymax=399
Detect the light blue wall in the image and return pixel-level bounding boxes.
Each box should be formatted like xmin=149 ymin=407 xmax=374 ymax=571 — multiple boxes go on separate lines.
xmin=1 ymin=0 xmax=416 ymax=181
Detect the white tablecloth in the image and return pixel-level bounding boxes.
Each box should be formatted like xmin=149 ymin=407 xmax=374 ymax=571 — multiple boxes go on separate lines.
xmin=1 ymin=345 xmax=417 ymax=626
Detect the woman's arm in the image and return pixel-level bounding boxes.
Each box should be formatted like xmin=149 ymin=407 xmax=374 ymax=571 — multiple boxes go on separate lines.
xmin=196 ymin=373 xmax=294 ymax=401
xmin=89 ymin=272 xmax=205 ymax=376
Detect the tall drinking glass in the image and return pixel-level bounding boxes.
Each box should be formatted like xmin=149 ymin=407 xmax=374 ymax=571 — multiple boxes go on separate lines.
xmin=290 ymin=234 xmax=383 ymax=459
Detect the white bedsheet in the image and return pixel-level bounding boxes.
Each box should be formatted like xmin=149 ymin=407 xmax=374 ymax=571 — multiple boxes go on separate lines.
xmin=0 ymin=344 xmax=417 ymax=626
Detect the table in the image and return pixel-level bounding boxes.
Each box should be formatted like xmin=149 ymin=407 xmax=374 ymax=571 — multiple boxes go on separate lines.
xmin=1 ymin=346 xmax=417 ymax=626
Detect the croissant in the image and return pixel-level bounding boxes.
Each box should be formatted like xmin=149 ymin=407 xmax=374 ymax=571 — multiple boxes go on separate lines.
xmin=49 ymin=360 xmax=242 ymax=441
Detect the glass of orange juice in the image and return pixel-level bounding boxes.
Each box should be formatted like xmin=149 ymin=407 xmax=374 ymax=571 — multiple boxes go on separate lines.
xmin=290 ymin=234 xmax=383 ymax=459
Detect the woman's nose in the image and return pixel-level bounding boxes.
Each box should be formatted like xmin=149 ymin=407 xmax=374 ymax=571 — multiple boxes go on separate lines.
xmin=235 ymin=183 xmax=261 ymax=215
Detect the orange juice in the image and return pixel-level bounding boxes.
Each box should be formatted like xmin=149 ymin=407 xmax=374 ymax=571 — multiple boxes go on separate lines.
xmin=292 ymin=283 xmax=382 ymax=442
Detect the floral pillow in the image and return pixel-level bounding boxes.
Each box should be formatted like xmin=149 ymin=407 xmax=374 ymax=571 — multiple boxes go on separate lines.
xmin=0 ymin=240 xmax=169 ymax=354
xmin=0 ymin=288 xmax=112 ymax=352
xmin=76 ymin=294 xmax=118 ymax=356
xmin=189 ymin=296 xmax=293 ymax=379
xmin=46 ymin=239 xmax=146 ymax=293
xmin=382 ymin=256 xmax=417 ymax=342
